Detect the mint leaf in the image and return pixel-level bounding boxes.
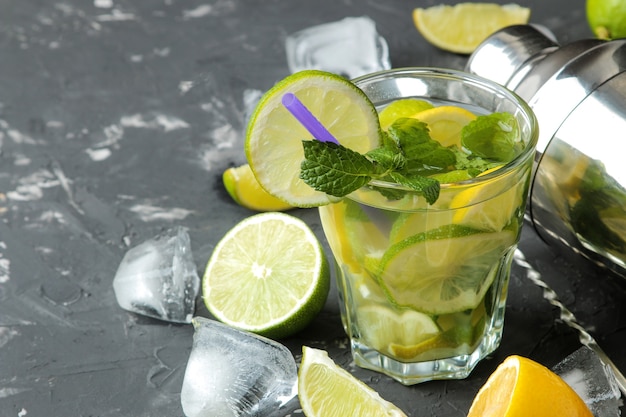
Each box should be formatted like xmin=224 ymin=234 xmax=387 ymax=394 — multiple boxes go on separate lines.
xmin=388 ymin=118 xmax=456 ymax=174
xmin=461 ymin=112 xmax=520 ymax=162
xmin=365 ymin=147 xmax=405 ymax=172
xmin=300 ymin=140 xmax=374 ymax=197
xmin=389 ymin=172 xmax=440 ymax=205
xmin=451 ymin=147 xmax=502 ymax=175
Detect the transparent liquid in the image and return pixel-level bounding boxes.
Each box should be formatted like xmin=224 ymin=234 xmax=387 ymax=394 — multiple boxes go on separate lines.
xmin=318 ymin=99 xmax=534 ymax=384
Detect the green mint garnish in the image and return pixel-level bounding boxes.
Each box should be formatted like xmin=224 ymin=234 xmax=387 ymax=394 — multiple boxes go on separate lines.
xmin=387 ymin=118 xmax=456 ymax=175
xmin=450 ymin=147 xmax=502 ymax=175
xmin=300 ymin=120 xmax=446 ymax=204
xmin=300 ymin=140 xmax=376 ymax=197
xmin=300 ymin=110 xmax=522 ymax=205
xmin=461 ymin=112 xmax=520 ymax=162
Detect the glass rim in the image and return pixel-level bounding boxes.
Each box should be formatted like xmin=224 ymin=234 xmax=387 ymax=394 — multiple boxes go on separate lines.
xmin=351 ymin=66 xmax=539 ymax=191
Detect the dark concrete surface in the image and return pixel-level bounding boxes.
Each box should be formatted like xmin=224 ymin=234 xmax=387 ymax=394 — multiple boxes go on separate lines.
xmin=1 ymin=0 xmax=625 ymax=416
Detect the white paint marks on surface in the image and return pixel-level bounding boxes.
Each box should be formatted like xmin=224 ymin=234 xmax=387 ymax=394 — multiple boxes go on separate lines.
xmin=6 ymin=169 xmax=60 ymax=202
xmin=18 ymin=408 xmax=28 ymax=417
xmin=85 ymin=147 xmax=112 ymax=162
xmin=179 ymin=81 xmax=193 ymax=94
xmin=0 ymin=388 xmax=29 ymax=400
xmin=46 ymin=120 xmax=65 ymax=129
xmin=129 ymin=204 xmax=194 ymax=222
xmin=85 ymin=113 xmax=189 ymax=161
xmin=121 ymin=114 xmax=190 ymax=132
xmin=183 ymin=4 xmax=213 ymax=19
xmin=0 ymin=241 xmax=9 ymax=283
xmin=96 ymin=9 xmax=136 ymax=22
xmin=94 ymin=0 xmax=114 ymax=8
xmin=153 ymin=47 xmax=170 ymax=57
xmin=13 ymin=154 xmax=31 ymax=166
xmin=0 ymin=327 xmax=19 ymax=347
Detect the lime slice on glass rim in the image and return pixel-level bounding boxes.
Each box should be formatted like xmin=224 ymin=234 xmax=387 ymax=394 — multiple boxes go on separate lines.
xmin=298 ymin=346 xmax=408 ymax=417
xmin=245 ymin=70 xmax=382 ymax=207
xmin=202 ymin=212 xmax=330 ymax=339
xmin=377 ymin=224 xmax=516 ymax=315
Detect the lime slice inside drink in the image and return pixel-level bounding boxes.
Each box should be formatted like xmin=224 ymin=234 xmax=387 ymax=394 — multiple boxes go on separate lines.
xmin=377 ymin=225 xmax=516 ymax=314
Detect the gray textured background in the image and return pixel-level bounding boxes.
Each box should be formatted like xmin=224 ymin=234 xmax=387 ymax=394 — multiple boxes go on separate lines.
xmin=2 ymin=0 xmax=625 ymax=416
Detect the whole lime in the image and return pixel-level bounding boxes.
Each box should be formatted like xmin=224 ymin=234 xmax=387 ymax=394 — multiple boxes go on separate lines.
xmin=587 ymin=0 xmax=626 ymax=39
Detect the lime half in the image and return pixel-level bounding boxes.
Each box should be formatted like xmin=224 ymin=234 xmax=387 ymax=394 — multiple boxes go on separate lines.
xmin=203 ymin=212 xmax=330 ymax=338
xmin=377 ymin=225 xmax=515 ymax=314
xmin=245 ymin=70 xmax=382 ymax=207
xmin=298 ymin=346 xmax=408 ymax=417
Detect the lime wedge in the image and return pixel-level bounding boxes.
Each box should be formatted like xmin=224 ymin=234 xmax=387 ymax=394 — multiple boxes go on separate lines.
xmin=356 ymin=305 xmax=440 ymax=358
xmin=245 ymin=70 xmax=382 ymax=207
xmin=298 ymin=346 xmax=408 ymax=417
xmin=202 ymin=212 xmax=330 ymax=338
xmin=378 ymin=98 xmax=434 ymax=130
xmin=223 ymin=163 xmax=293 ymax=211
xmin=377 ymin=225 xmax=516 ymax=314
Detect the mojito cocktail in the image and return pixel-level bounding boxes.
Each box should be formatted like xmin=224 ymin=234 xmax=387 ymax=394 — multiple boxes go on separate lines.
xmin=318 ymin=68 xmax=538 ymax=384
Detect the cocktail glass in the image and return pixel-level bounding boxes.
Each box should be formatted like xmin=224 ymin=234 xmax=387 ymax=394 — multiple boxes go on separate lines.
xmin=318 ymin=68 xmax=538 ymax=385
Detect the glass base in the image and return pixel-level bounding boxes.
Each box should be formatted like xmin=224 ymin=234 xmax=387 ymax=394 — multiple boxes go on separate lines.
xmin=351 ymin=325 xmax=504 ymax=385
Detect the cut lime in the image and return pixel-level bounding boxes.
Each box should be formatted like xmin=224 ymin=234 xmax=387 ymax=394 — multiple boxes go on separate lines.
xmin=357 ymin=305 xmax=440 ymax=359
xmin=202 ymin=212 xmax=330 ymax=339
xmin=389 ymin=210 xmax=454 ymax=244
xmin=245 ymin=70 xmax=382 ymax=207
xmin=451 ymin=166 xmax=527 ymax=232
xmin=223 ymin=164 xmax=293 ymax=211
xmin=413 ymin=3 xmax=531 ymax=54
xmin=378 ymin=98 xmax=434 ymax=130
xmin=377 ymin=225 xmax=515 ymax=314
xmin=298 ymin=346 xmax=408 ymax=417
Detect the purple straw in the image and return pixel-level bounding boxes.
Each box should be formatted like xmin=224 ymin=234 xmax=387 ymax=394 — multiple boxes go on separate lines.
xmin=281 ymin=92 xmax=340 ymax=144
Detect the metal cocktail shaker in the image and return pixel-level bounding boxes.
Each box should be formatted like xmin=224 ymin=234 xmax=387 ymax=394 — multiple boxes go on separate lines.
xmin=467 ymin=25 xmax=626 ymax=279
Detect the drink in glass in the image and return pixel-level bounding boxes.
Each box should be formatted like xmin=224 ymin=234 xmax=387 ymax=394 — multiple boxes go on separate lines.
xmin=318 ymin=68 xmax=538 ymax=384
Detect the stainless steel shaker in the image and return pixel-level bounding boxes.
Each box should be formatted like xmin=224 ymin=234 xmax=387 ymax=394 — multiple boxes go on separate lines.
xmin=467 ymin=25 xmax=626 ymax=279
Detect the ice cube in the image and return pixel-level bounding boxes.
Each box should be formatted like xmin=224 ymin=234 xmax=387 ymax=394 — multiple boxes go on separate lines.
xmin=285 ymin=16 xmax=391 ymax=79
xmin=112 ymin=226 xmax=200 ymax=323
xmin=180 ymin=317 xmax=298 ymax=417
xmin=553 ymin=346 xmax=623 ymax=417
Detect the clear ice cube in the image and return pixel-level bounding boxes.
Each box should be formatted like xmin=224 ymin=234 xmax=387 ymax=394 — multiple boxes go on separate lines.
xmin=285 ymin=16 xmax=391 ymax=79
xmin=180 ymin=317 xmax=298 ymax=417
xmin=553 ymin=346 xmax=623 ymax=417
xmin=112 ymin=226 xmax=200 ymax=323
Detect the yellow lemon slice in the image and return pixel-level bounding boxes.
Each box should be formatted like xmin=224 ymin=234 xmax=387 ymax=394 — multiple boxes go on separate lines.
xmin=413 ymin=3 xmax=531 ymax=54
xmin=411 ymin=105 xmax=477 ymax=147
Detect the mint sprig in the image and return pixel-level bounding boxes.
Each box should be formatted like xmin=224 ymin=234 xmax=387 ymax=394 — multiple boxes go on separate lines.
xmin=300 ymin=118 xmax=448 ymax=204
xmin=299 ymin=111 xmax=521 ymax=205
